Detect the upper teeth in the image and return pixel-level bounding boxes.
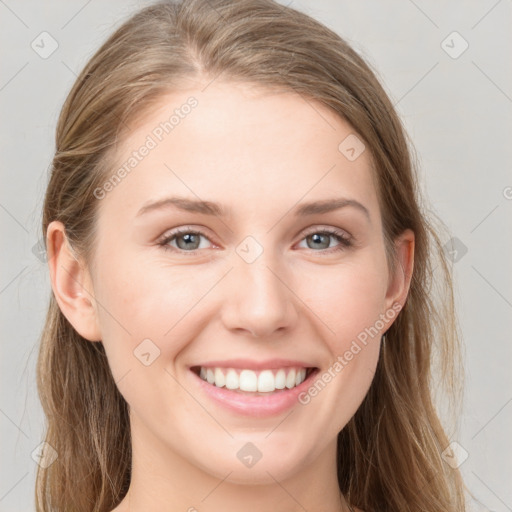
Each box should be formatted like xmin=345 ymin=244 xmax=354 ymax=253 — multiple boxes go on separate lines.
xmin=198 ymin=367 xmax=309 ymax=392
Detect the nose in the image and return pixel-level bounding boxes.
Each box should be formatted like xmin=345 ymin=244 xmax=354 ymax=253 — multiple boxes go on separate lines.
xmin=221 ymin=254 xmax=298 ymax=338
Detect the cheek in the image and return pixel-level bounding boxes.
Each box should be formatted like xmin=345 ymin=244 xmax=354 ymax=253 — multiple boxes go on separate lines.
xmin=293 ymin=259 xmax=388 ymax=437
xmin=297 ymin=255 xmax=389 ymax=351
xmin=92 ymin=253 xmax=215 ymax=367
xmin=90 ymin=258 xmax=206 ymax=416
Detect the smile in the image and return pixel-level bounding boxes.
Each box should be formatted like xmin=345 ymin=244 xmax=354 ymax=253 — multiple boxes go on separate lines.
xmin=191 ymin=366 xmax=316 ymax=393
xmin=188 ymin=364 xmax=320 ymax=417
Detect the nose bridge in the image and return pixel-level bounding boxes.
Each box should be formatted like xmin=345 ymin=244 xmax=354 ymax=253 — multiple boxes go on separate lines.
xmin=222 ymin=235 xmax=297 ymax=337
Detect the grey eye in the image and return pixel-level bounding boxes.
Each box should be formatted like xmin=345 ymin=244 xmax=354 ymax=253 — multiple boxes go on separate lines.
xmin=306 ymin=233 xmax=332 ymax=250
xmin=175 ymin=232 xmax=202 ymax=250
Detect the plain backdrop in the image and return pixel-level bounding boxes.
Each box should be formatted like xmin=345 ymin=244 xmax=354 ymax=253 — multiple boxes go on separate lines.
xmin=1 ymin=1 xmax=511 ymax=510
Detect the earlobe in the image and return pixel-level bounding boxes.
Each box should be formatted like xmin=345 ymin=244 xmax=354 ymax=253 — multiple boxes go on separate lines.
xmin=385 ymin=229 xmax=415 ymax=311
xmin=46 ymin=220 xmax=102 ymax=342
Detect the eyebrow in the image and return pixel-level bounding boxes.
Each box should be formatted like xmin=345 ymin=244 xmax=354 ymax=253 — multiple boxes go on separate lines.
xmin=136 ymin=196 xmax=371 ymax=223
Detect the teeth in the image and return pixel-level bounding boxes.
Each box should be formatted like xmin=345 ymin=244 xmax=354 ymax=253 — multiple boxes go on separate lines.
xmin=225 ymin=369 xmax=238 ymax=390
xmin=214 ymin=368 xmax=226 ymax=387
xmin=257 ymin=370 xmax=275 ymax=392
xmin=240 ymin=369 xmax=258 ymax=391
xmin=286 ymin=368 xmax=296 ymax=389
xmin=196 ymin=366 xmax=309 ymax=392
xmin=275 ymin=369 xmax=286 ymax=389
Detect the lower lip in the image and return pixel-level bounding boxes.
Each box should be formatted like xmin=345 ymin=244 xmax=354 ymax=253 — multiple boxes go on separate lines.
xmin=189 ymin=368 xmax=319 ymax=418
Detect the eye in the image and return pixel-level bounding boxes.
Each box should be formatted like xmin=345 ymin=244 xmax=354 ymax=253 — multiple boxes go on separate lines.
xmin=157 ymin=226 xmax=352 ymax=255
xmin=157 ymin=228 xmax=213 ymax=253
xmin=296 ymin=227 xmax=353 ymax=254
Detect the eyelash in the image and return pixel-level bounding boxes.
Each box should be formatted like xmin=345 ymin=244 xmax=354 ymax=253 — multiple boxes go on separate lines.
xmin=157 ymin=226 xmax=353 ymax=255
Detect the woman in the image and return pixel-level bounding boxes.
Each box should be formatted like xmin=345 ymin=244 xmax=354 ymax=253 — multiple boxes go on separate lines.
xmin=36 ymin=0 xmax=467 ymax=510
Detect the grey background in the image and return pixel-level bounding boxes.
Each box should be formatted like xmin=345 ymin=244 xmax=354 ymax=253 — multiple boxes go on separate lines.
xmin=1 ymin=0 xmax=511 ymax=510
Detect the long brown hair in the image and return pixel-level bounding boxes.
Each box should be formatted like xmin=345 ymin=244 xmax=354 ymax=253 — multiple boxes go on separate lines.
xmin=36 ymin=0 xmax=467 ymax=510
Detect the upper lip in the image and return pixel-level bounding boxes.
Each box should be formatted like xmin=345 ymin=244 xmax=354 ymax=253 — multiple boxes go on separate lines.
xmin=190 ymin=358 xmax=318 ymax=371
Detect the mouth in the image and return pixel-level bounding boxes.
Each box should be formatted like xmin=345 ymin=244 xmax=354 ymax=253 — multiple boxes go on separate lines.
xmin=190 ymin=365 xmax=319 ymax=395
xmin=188 ymin=362 xmax=321 ymax=417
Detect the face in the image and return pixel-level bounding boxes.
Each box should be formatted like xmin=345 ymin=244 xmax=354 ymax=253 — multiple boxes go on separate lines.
xmin=52 ymin=79 xmax=413 ymax=486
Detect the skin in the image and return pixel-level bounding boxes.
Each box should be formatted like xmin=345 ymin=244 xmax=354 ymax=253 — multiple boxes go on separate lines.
xmin=47 ymin=78 xmax=414 ymax=512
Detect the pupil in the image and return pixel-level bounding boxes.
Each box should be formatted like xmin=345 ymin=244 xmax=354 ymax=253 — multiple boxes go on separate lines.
xmin=179 ymin=233 xmax=198 ymax=249
xmin=310 ymin=233 xmax=328 ymax=249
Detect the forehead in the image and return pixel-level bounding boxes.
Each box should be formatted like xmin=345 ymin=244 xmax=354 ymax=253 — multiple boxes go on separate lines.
xmin=100 ymin=80 xmax=379 ymax=221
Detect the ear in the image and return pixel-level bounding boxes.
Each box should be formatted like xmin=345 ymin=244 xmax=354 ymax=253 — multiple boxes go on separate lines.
xmin=46 ymin=220 xmax=102 ymax=342
xmin=384 ymin=228 xmax=415 ymax=312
